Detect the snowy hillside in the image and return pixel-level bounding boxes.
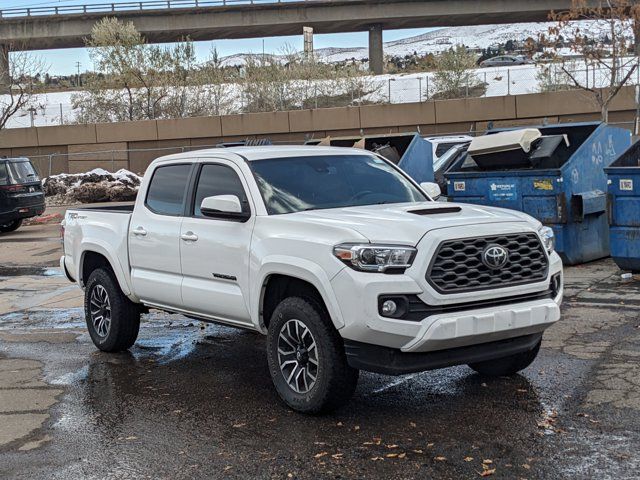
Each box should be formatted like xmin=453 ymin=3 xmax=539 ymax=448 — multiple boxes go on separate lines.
xmin=221 ymin=20 xmax=618 ymax=65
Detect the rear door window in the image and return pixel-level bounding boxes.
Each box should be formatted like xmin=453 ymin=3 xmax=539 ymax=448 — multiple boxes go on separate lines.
xmin=0 ymin=162 xmax=8 ymax=186
xmin=145 ymin=164 xmax=192 ymax=216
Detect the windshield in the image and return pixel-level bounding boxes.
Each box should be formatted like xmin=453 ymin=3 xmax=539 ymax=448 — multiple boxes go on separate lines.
xmin=250 ymin=154 xmax=428 ymax=214
xmin=9 ymin=161 xmax=39 ymax=184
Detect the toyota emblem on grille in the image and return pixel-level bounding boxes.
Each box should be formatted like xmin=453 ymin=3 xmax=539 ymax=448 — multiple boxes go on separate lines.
xmin=482 ymin=244 xmax=509 ymax=269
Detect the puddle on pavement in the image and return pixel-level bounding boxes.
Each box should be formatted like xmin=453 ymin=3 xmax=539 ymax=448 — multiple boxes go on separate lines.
xmin=0 ymin=266 xmax=63 ymax=277
xmin=0 ymin=237 xmax=60 ymax=243
xmin=0 ymin=308 xmax=85 ymax=330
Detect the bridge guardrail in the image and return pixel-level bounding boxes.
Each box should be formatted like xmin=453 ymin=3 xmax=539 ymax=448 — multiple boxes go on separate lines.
xmin=0 ymin=0 xmax=320 ymax=18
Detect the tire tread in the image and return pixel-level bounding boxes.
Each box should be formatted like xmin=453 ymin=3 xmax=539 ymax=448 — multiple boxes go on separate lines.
xmin=267 ymin=296 xmax=358 ymax=414
xmin=85 ymin=268 xmax=140 ymax=352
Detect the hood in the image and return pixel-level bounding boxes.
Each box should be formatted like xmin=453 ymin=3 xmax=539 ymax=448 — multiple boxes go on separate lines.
xmin=290 ymin=202 xmax=536 ymax=245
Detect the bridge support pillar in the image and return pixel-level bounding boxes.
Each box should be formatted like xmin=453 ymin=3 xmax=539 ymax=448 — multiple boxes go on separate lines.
xmin=368 ymin=24 xmax=383 ymax=75
xmin=0 ymin=45 xmax=9 ymax=94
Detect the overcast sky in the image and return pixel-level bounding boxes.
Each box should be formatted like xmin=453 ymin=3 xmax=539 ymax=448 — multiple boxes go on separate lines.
xmin=2 ymin=0 xmax=434 ymax=75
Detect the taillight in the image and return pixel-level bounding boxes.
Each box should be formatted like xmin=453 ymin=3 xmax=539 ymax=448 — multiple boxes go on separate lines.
xmin=0 ymin=185 xmax=24 ymax=193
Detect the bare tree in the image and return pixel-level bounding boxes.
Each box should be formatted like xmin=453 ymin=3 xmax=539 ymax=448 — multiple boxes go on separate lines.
xmin=432 ymin=45 xmax=482 ymax=99
xmin=73 ymin=18 xmax=211 ymax=123
xmin=239 ymin=45 xmax=380 ymax=112
xmin=543 ymin=0 xmax=640 ymax=122
xmin=194 ymin=47 xmax=237 ymax=116
xmin=73 ymin=19 xmax=380 ymax=121
xmin=537 ymin=60 xmax=580 ymax=92
xmin=0 ymin=50 xmax=47 ymax=130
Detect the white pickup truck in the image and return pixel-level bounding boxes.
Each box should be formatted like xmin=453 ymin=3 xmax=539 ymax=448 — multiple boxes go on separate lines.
xmin=61 ymin=146 xmax=562 ymax=413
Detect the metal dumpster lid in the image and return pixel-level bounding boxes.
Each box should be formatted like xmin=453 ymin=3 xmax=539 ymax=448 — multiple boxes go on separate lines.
xmin=468 ymin=128 xmax=542 ymax=155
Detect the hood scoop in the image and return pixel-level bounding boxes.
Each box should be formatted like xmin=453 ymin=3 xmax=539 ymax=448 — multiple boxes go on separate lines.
xmin=408 ymin=206 xmax=462 ymax=216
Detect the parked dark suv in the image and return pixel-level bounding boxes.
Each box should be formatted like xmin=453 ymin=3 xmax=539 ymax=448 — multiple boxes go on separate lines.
xmin=0 ymin=157 xmax=45 ymax=233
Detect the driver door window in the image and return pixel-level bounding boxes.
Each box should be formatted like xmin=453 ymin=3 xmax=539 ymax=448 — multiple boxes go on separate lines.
xmin=192 ymin=164 xmax=251 ymax=217
xmin=180 ymin=162 xmax=254 ymax=325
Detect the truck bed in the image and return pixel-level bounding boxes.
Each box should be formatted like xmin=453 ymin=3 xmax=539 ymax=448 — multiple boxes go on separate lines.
xmin=72 ymin=203 xmax=135 ymax=213
xmin=63 ymin=205 xmax=134 ymax=289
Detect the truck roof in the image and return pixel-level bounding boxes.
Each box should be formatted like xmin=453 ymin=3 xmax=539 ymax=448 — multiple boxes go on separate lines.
xmin=152 ymin=145 xmax=373 ymax=165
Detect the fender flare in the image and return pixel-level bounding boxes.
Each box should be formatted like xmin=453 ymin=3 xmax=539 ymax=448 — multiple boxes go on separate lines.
xmin=77 ymin=239 xmax=133 ymax=298
xmin=254 ymin=256 xmax=345 ymax=332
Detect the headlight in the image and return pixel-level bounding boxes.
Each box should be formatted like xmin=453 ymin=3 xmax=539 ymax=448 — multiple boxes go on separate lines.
xmin=333 ymin=243 xmax=417 ymax=272
xmin=538 ymin=226 xmax=555 ymax=253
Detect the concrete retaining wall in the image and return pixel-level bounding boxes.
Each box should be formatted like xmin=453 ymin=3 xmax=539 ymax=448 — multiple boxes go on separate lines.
xmin=0 ymin=87 xmax=636 ymax=176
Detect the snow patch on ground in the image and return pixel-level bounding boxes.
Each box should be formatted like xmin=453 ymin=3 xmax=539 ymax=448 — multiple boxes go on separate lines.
xmin=43 ymin=168 xmax=141 ymax=204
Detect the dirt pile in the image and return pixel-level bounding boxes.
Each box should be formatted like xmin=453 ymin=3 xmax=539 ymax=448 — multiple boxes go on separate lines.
xmin=43 ymin=169 xmax=141 ymax=204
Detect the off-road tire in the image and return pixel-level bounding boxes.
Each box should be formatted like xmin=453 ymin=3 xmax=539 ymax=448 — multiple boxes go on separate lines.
xmin=0 ymin=219 xmax=22 ymax=233
xmin=468 ymin=340 xmax=541 ymax=376
xmin=84 ymin=268 xmax=140 ymax=352
xmin=267 ymin=296 xmax=359 ymax=414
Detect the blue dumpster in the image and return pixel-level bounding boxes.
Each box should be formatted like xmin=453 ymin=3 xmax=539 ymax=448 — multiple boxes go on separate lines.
xmin=307 ymin=133 xmax=436 ymax=183
xmin=444 ymin=122 xmax=631 ymax=265
xmin=605 ymin=140 xmax=640 ymax=272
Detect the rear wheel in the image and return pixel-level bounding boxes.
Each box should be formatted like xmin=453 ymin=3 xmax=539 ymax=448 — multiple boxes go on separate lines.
xmin=0 ymin=219 xmax=22 ymax=233
xmin=84 ymin=268 xmax=140 ymax=352
xmin=267 ymin=297 xmax=359 ymax=414
xmin=468 ymin=340 xmax=541 ymax=376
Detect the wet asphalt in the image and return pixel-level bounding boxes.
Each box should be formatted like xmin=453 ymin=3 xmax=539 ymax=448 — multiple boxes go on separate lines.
xmin=1 ymin=261 xmax=640 ymax=479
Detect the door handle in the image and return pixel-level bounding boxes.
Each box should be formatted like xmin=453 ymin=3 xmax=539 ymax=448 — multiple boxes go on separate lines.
xmin=181 ymin=232 xmax=198 ymax=242
xmin=132 ymin=227 xmax=147 ymax=236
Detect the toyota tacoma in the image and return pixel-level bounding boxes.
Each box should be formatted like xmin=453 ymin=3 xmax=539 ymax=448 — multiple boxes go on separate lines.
xmin=61 ymin=146 xmax=562 ymax=413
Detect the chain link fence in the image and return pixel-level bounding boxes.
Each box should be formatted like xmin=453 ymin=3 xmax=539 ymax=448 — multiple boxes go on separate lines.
xmin=14 ymin=60 xmax=640 ymax=129
xmin=14 ymin=66 xmax=544 ymax=128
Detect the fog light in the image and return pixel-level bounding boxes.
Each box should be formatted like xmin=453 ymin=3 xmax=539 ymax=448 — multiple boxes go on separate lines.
xmin=381 ymin=300 xmax=397 ymax=316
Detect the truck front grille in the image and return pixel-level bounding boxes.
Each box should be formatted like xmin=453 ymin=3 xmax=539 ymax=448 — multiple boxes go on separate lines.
xmin=426 ymin=233 xmax=548 ymax=294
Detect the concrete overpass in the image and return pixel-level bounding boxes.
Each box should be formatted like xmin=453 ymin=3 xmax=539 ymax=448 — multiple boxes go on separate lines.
xmin=0 ymin=0 xmax=574 ymax=85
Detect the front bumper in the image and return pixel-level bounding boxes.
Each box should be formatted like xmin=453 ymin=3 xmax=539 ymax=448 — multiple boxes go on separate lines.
xmin=345 ymin=333 xmax=542 ymax=375
xmin=331 ymin=250 xmax=563 ymax=353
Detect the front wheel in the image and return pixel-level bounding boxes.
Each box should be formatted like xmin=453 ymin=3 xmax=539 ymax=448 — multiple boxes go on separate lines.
xmin=468 ymin=340 xmax=541 ymax=376
xmin=0 ymin=219 xmax=22 ymax=233
xmin=267 ymin=297 xmax=359 ymax=414
xmin=85 ymin=268 xmax=140 ymax=352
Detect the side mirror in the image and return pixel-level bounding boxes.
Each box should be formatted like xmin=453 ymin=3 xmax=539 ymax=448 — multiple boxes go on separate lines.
xmin=200 ymin=195 xmax=250 ymax=221
xmin=420 ymin=182 xmax=442 ymax=200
